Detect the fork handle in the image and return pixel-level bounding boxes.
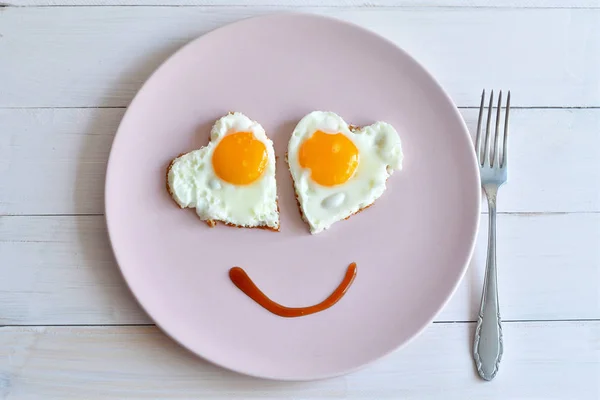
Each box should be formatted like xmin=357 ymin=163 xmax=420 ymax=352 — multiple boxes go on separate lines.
xmin=473 ymin=186 xmax=503 ymax=381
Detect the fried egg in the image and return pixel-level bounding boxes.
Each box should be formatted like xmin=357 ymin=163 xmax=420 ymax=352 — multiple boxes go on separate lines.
xmin=287 ymin=111 xmax=403 ymax=234
xmin=167 ymin=112 xmax=279 ymax=230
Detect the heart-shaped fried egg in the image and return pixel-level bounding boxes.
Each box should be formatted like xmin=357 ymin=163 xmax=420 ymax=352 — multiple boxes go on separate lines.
xmin=287 ymin=111 xmax=403 ymax=234
xmin=167 ymin=112 xmax=279 ymax=230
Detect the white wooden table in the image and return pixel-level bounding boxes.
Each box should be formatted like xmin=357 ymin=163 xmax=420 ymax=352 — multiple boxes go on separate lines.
xmin=1 ymin=1 xmax=599 ymax=398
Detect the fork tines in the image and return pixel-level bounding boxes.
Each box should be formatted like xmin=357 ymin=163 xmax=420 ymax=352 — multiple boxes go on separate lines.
xmin=475 ymin=90 xmax=511 ymax=168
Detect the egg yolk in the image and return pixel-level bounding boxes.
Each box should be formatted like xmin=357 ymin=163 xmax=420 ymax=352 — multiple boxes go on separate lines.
xmin=212 ymin=132 xmax=268 ymax=185
xmin=299 ymin=130 xmax=359 ymax=186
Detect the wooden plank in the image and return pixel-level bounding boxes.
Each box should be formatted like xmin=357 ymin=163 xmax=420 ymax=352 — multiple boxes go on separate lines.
xmin=4 ymin=0 xmax=600 ymax=7
xmin=1 ymin=108 xmax=598 ymax=215
xmin=0 ymin=7 xmax=599 ymax=108
xmin=0 ymin=322 xmax=598 ymax=399
xmin=0 ymin=108 xmax=121 ymax=216
xmin=436 ymin=212 xmax=600 ymax=322
xmin=0 ymin=215 xmax=150 ymax=325
xmin=0 ymin=213 xmax=598 ymax=325
xmin=466 ymin=108 xmax=600 ymax=213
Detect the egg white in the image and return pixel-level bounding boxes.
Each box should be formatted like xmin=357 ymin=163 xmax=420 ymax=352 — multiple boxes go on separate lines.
xmin=168 ymin=112 xmax=279 ymax=229
xmin=287 ymin=111 xmax=403 ymax=234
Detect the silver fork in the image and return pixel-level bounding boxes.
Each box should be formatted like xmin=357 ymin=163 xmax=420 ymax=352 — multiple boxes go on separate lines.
xmin=473 ymin=89 xmax=510 ymax=381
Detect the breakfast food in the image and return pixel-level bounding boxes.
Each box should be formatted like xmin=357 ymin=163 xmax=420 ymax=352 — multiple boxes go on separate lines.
xmin=287 ymin=111 xmax=403 ymax=234
xmin=167 ymin=112 xmax=279 ymax=230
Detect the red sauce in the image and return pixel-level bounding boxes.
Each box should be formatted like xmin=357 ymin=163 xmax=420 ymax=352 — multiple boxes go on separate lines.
xmin=229 ymin=263 xmax=357 ymax=318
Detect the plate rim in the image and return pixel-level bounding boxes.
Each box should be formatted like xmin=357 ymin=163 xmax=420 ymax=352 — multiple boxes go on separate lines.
xmin=105 ymin=12 xmax=481 ymax=381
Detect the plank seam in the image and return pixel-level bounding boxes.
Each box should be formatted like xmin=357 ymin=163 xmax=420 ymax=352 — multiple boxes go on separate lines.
xmin=2 ymin=319 xmax=599 ymax=328
xmin=2 ymin=4 xmax=600 ymax=9
xmin=1 ymin=106 xmax=599 ymax=110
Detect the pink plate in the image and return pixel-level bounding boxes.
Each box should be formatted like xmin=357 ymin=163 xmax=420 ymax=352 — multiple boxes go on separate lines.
xmin=105 ymin=13 xmax=480 ymax=380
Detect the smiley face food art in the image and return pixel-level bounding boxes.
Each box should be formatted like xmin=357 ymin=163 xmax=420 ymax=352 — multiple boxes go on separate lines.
xmin=167 ymin=112 xmax=279 ymax=230
xmin=288 ymin=111 xmax=403 ymax=234
xmin=167 ymin=111 xmax=403 ymax=317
